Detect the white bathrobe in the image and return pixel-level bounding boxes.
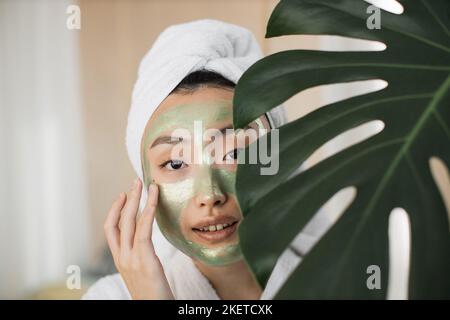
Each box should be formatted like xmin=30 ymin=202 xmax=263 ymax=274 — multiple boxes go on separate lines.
xmin=82 ymin=224 xmax=328 ymax=299
xmin=82 ymin=247 xmax=305 ymax=300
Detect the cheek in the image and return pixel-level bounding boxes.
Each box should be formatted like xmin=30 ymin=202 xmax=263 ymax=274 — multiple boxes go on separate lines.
xmin=155 ymin=169 xmax=239 ymax=235
xmin=158 ymin=179 xmax=195 ymax=222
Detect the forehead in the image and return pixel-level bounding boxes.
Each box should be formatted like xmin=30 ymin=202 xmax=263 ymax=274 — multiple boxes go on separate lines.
xmin=153 ymin=87 xmax=233 ymax=118
xmin=142 ymin=88 xmax=234 ymax=148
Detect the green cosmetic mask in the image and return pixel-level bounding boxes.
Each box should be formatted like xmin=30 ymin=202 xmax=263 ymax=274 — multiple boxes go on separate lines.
xmin=141 ymin=100 xmax=243 ymax=266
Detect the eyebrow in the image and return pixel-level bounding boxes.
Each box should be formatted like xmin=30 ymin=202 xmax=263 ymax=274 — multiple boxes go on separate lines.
xmin=150 ymin=136 xmax=183 ymax=148
xmin=150 ymin=124 xmax=255 ymax=149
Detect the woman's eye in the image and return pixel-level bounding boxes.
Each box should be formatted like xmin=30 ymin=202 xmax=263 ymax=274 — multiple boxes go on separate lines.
xmin=223 ymin=148 xmax=241 ymax=161
xmin=163 ymin=159 xmax=187 ymax=170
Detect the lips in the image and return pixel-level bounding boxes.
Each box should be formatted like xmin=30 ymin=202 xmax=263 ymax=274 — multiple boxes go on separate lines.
xmin=192 ymin=220 xmax=239 ymax=244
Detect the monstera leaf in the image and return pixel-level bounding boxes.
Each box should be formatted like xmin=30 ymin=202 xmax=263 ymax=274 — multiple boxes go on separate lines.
xmin=234 ymin=0 xmax=450 ymax=299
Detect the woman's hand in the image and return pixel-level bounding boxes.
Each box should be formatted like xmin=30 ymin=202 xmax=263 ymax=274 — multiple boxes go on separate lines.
xmin=104 ymin=178 xmax=174 ymax=300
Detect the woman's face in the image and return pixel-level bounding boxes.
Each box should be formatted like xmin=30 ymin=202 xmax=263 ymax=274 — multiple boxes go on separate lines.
xmin=140 ymin=87 xmax=270 ymax=266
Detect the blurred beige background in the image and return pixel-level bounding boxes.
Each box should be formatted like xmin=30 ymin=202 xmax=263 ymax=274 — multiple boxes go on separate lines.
xmin=1 ymin=0 xmax=448 ymax=299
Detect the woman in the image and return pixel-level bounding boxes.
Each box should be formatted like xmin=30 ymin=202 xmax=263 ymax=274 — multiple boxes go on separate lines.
xmin=83 ymin=19 xmax=293 ymax=300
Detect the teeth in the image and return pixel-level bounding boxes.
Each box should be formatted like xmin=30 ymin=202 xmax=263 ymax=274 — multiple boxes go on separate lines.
xmin=198 ymin=222 xmax=233 ymax=232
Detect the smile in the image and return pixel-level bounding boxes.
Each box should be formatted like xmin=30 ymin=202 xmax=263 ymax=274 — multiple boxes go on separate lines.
xmin=192 ymin=221 xmax=239 ymax=243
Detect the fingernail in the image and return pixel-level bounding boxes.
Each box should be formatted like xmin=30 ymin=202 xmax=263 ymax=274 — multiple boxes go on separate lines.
xmin=131 ymin=178 xmax=139 ymax=189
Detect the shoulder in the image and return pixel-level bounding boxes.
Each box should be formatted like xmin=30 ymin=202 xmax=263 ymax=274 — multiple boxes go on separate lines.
xmin=82 ymin=273 xmax=131 ymax=300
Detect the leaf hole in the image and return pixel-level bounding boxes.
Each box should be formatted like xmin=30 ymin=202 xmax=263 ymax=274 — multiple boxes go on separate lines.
xmin=300 ymin=120 xmax=385 ymax=172
xmin=364 ymin=0 xmax=404 ymax=14
xmin=318 ymin=36 xmax=386 ymax=52
xmin=429 ymin=157 xmax=450 ymax=230
xmin=387 ymin=207 xmax=411 ymax=300
xmin=284 ymin=79 xmax=388 ymax=130
xmin=289 ymin=186 xmax=357 ymax=256
xmin=263 ymin=186 xmax=357 ymax=299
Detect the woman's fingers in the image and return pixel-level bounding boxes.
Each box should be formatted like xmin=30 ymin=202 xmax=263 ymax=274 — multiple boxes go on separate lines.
xmin=134 ymin=184 xmax=159 ymax=255
xmin=119 ymin=178 xmax=143 ymax=252
xmin=109 ymin=183 xmax=174 ymax=299
xmin=104 ymin=192 xmax=126 ymax=259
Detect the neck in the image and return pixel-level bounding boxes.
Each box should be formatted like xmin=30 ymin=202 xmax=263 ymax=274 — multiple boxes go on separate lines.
xmin=193 ymin=258 xmax=262 ymax=300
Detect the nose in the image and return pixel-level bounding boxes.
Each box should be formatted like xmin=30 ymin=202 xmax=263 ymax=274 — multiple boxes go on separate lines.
xmin=193 ymin=166 xmax=226 ymax=208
